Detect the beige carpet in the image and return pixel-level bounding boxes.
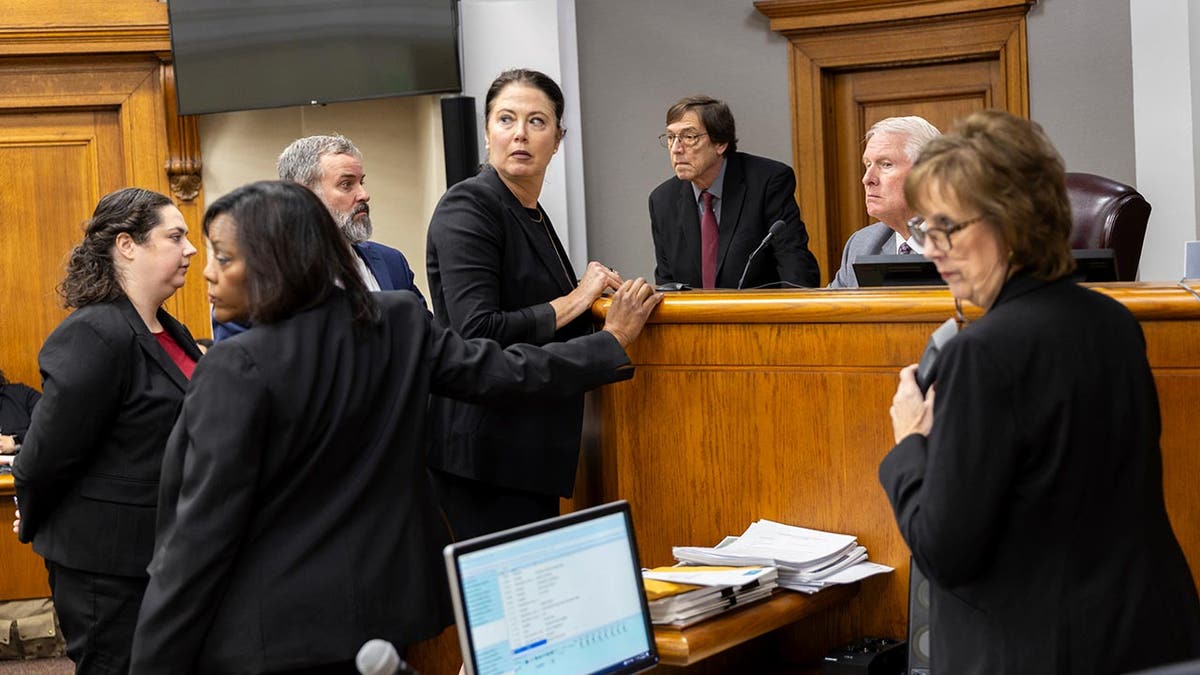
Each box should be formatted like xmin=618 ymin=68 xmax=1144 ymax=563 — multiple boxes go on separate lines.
xmin=0 ymin=658 xmax=73 ymax=673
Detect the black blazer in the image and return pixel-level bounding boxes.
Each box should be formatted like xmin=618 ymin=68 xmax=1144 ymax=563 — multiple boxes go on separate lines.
xmin=426 ymin=166 xmax=596 ymax=497
xmin=0 ymin=382 xmax=40 ymax=443
xmin=131 ymin=291 xmax=633 ymax=674
xmin=13 ymin=297 xmax=200 ymax=577
xmin=879 ymin=273 xmax=1200 ymax=674
xmin=649 ymin=151 xmax=820 ymax=289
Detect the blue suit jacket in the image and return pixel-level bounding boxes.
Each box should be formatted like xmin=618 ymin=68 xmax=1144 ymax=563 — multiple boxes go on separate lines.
xmin=213 ymin=240 xmax=424 ymax=341
xmin=355 ymin=240 xmax=424 ymax=300
xmin=828 ymin=222 xmax=897 ymax=289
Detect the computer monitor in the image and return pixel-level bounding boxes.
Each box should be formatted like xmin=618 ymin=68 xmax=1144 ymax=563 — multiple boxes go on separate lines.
xmin=853 ymin=249 xmax=1119 ymax=287
xmin=852 ymin=254 xmax=942 ymax=288
xmin=1070 ymin=249 xmax=1119 ymax=282
xmin=443 ymin=501 xmax=658 ymax=675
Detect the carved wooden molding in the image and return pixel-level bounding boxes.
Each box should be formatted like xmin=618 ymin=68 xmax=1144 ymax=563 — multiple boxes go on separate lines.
xmin=754 ymin=0 xmax=1033 ymax=32
xmin=0 ymin=1 xmax=170 ymax=56
xmin=161 ymin=63 xmax=204 ymax=203
xmin=0 ymin=28 xmax=170 ymax=56
xmin=0 ymin=2 xmax=203 ymax=203
xmin=0 ymin=1 xmax=208 ymax=332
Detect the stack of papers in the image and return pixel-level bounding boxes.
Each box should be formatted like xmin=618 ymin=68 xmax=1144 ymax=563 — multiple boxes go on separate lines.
xmin=641 ymin=566 xmax=777 ymax=627
xmin=672 ymin=520 xmax=892 ymax=594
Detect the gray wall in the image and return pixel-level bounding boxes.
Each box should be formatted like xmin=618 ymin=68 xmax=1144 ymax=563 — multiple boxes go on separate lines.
xmin=575 ymin=0 xmax=791 ymax=280
xmin=1027 ymin=0 xmax=1136 ymax=185
xmin=1191 ymin=4 xmax=1200 ymax=239
xmin=576 ymin=0 xmax=1139 ymax=279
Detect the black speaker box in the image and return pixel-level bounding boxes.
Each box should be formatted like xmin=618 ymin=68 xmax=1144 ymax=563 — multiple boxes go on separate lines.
xmin=441 ymin=95 xmax=479 ymax=188
xmin=908 ymin=561 xmax=932 ymax=675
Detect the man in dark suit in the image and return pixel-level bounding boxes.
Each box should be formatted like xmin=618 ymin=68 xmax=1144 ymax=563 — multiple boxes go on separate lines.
xmin=649 ymin=95 xmax=819 ymax=289
xmin=828 ymin=116 xmax=940 ymax=288
xmin=213 ymin=134 xmax=424 ymax=340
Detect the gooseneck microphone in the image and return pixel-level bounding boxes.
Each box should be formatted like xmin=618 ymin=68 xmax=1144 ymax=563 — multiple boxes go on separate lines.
xmin=736 ymin=220 xmax=787 ymax=290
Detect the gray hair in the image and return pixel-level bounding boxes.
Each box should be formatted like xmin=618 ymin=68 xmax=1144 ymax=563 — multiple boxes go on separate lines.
xmin=276 ymin=134 xmax=363 ymax=187
xmin=865 ymin=116 xmax=941 ymax=163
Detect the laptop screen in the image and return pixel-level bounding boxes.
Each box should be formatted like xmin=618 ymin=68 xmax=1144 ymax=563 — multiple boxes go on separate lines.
xmin=443 ymin=501 xmax=658 ymax=675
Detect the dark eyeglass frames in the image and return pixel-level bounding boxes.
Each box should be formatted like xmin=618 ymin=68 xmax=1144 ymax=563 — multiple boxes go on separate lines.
xmin=906 ymin=214 xmax=985 ymax=251
xmin=658 ymin=132 xmax=709 ymax=149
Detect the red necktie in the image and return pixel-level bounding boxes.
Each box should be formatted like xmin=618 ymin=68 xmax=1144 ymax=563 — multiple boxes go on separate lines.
xmin=701 ymin=190 xmax=718 ymax=288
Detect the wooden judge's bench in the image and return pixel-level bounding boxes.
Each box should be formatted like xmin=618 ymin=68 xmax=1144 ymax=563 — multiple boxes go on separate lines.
xmin=567 ymin=282 xmax=1200 ymax=672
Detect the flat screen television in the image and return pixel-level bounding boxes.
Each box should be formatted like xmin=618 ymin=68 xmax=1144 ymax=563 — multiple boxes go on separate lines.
xmin=853 ymin=249 xmax=1118 ymax=288
xmin=167 ymin=0 xmax=462 ymax=115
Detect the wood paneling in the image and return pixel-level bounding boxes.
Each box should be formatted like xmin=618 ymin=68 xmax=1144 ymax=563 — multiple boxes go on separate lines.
xmin=0 ymin=4 xmax=209 ymax=397
xmin=583 ymin=282 xmax=1200 ymax=669
xmin=753 ymin=0 xmax=1034 ymax=284
xmin=0 ymin=477 xmax=51 ymax=600
xmin=0 ymin=108 xmax=123 ymax=387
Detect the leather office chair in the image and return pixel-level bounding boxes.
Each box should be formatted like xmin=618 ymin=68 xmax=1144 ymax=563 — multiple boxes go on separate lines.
xmin=1066 ymin=172 xmax=1151 ymax=281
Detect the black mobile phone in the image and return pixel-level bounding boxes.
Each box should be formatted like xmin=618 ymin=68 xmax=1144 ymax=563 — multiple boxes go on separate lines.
xmin=916 ymin=318 xmax=959 ymax=394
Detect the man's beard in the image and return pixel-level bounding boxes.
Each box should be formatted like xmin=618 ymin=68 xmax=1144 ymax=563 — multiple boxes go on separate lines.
xmin=332 ymin=203 xmax=372 ymax=243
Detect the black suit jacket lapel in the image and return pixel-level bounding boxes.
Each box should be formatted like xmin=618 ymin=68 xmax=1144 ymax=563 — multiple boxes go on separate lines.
xmin=484 ymin=168 xmax=575 ymax=295
xmin=117 ymin=298 xmax=192 ymax=392
xmin=869 ymin=225 xmax=896 ymax=255
xmin=354 ymin=243 xmax=392 ymax=288
xmin=160 ymin=310 xmax=203 ymax=362
xmin=674 ymin=180 xmax=702 ymax=283
xmin=717 ymin=153 xmax=747 ymax=279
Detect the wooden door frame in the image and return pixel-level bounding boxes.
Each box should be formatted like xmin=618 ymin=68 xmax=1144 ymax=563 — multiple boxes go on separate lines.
xmin=754 ymin=0 xmax=1035 ymax=283
xmin=0 ymin=0 xmax=207 ymax=332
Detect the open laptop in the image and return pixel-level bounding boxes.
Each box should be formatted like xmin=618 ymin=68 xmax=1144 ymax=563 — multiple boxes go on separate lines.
xmin=443 ymin=500 xmax=659 ymax=675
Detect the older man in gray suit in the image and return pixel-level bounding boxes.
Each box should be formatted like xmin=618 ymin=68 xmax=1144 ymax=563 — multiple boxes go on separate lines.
xmin=829 ymin=116 xmax=940 ymax=288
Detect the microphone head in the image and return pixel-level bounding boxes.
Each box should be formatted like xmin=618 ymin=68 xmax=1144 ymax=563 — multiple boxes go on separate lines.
xmin=738 ymin=220 xmax=790 ymax=289
xmin=356 ymin=639 xmax=401 ymax=675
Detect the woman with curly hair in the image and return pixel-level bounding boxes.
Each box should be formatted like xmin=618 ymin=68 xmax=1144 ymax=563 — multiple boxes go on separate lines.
xmin=13 ymin=187 xmax=201 ymax=674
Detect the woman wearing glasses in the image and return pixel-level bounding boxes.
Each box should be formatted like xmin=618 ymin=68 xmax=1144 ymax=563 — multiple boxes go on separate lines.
xmin=425 ymin=69 xmax=632 ymax=540
xmin=881 ymin=109 xmax=1200 ymax=673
